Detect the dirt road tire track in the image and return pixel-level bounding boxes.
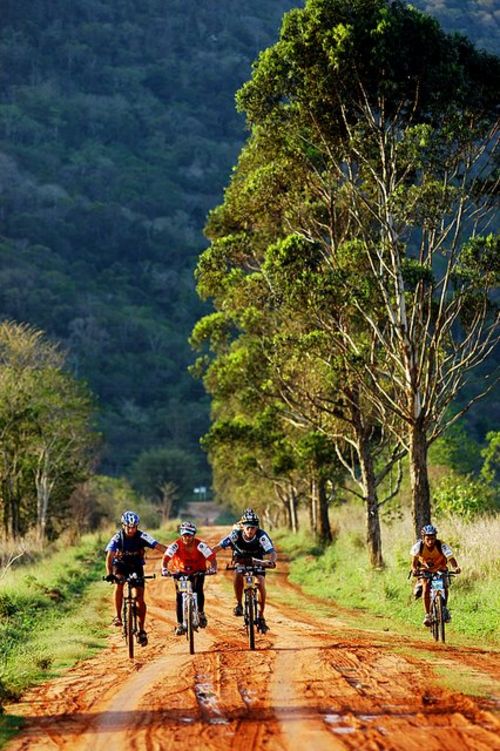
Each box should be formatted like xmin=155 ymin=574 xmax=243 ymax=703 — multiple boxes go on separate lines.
xmin=5 ymin=540 xmax=500 ymax=751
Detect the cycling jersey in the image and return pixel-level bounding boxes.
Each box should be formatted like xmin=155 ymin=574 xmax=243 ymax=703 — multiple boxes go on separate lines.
xmin=218 ymin=528 xmax=275 ymax=560
xmin=163 ymin=537 xmax=216 ymax=573
xmin=105 ymin=529 xmax=158 ymax=565
xmin=411 ymin=539 xmax=453 ymax=572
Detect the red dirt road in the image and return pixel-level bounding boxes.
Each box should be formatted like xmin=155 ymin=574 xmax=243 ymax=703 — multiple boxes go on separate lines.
xmin=5 ymin=535 xmax=500 ymax=751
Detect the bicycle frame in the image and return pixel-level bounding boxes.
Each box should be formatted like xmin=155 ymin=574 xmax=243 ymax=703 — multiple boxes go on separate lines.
xmin=104 ymin=572 xmax=155 ymax=659
xmin=416 ymin=569 xmax=455 ymax=643
xmin=166 ymin=571 xmax=205 ymax=654
xmin=228 ymin=560 xmax=267 ymax=650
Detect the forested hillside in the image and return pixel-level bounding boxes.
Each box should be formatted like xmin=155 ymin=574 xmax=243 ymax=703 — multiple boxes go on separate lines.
xmin=0 ymin=0 xmax=497 ymax=482
xmin=0 ymin=0 xmax=303 ymax=478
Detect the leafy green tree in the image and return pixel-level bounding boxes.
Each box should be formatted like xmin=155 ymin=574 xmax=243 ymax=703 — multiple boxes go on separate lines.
xmin=0 ymin=321 xmax=98 ymax=540
xmin=231 ymin=0 xmax=500 ymax=538
xmin=129 ymin=446 xmax=199 ymax=516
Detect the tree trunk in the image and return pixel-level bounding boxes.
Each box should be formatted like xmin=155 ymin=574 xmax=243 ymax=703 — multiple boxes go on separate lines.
xmin=289 ymin=487 xmax=299 ymax=534
xmin=409 ymin=423 xmax=431 ymax=539
xmin=316 ymin=476 xmax=332 ymax=544
xmin=309 ymin=477 xmax=317 ymax=534
xmin=358 ymin=440 xmax=384 ymax=568
xmin=351 ymin=389 xmax=384 ymax=567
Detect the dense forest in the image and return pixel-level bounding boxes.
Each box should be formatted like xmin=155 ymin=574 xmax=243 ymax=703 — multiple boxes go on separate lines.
xmin=0 ymin=0 xmax=498 ymax=498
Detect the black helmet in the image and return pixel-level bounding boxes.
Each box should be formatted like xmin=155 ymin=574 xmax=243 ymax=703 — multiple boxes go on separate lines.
xmin=241 ymin=509 xmax=259 ymax=527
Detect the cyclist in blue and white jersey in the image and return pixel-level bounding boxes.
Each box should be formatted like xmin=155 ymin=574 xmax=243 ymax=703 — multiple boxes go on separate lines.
xmin=213 ymin=508 xmax=277 ymax=633
xmin=105 ymin=510 xmax=167 ymax=645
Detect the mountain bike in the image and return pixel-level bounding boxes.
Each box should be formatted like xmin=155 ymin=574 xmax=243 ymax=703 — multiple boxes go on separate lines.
xmin=163 ymin=571 xmax=212 ymax=654
xmin=413 ymin=569 xmax=457 ymax=643
xmin=104 ymin=572 xmax=155 ymax=658
xmin=227 ymin=558 xmax=273 ymax=650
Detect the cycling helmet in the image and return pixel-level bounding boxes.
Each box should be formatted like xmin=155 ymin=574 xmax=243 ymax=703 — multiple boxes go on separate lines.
xmin=179 ymin=521 xmax=197 ymax=536
xmin=121 ymin=510 xmax=140 ymax=526
xmin=241 ymin=509 xmax=259 ymax=527
xmin=421 ymin=524 xmax=437 ymax=537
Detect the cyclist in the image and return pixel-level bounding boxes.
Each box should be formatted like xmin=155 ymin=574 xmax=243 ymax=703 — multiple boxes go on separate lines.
xmin=212 ymin=508 xmax=277 ymax=633
xmin=411 ymin=524 xmax=461 ymax=627
xmin=105 ymin=510 xmax=167 ymax=646
xmin=161 ymin=521 xmax=217 ymax=635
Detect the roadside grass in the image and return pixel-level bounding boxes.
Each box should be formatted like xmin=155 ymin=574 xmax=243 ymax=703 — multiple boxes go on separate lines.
xmin=273 ymin=505 xmax=500 ymax=646
xmin=0 ymin=534 xmax=110 ymax=699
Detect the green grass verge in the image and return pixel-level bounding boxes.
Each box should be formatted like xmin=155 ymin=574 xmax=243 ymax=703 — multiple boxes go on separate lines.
xmin=273 ymin=525 xmax=500 ymax=646
xmin=0 ymin=532 xmax=118 ymax=747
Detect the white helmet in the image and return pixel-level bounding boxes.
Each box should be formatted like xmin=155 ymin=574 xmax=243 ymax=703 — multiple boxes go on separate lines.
xmin=179 ymin=521 xmax=197 ymax=536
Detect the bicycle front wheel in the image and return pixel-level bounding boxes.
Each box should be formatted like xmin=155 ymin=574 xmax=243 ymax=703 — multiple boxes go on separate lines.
xmin=186 ymin=597 xmax=195 ymax=655
xmin=126 ymin=601 xmax=135 ymax=659
xmin=437 ymin=596 xmax=446 ymax=643
xmin=431 ymin=597 xmax=445 ymax=643
xmin=245 ymin=590 xmax=256 ymax=650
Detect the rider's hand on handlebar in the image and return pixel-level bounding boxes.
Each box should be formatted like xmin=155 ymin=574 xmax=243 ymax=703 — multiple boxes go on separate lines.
xmin=207 ymin=567 xmax=217 ymax=575
xmin=105 ymin=573 xmax=116 ymax=583
xmin=412 ymin=569 xmax=419 ymax=577
xmin=267 ymin=561 xmax=276 ymax=569
xmin=161 ymin=568 xmax=169 ymax=577
xmin=453 ymin=567 xmax=461 ymax=574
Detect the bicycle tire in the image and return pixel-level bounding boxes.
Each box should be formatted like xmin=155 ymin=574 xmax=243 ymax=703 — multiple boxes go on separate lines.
xmin=245 ymin=590 xmax=256 ymax=650
xmin=186 ymin=597 xmax=195 ymax=655
xmin=437 ymin=596 xmax=445 ymax=643
xmin=127 ymin=600 xmax=135 ymax=659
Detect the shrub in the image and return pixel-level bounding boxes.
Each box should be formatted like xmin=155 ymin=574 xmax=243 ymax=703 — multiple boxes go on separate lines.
xmin=433 ymin=473 xmax=498 ymax=520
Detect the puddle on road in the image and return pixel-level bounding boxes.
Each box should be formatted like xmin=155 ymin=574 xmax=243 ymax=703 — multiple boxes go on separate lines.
xmin=194 ymin=674 xmax=230 ymax=725
xmin=324 ymin=711 xmax=389 ymax=737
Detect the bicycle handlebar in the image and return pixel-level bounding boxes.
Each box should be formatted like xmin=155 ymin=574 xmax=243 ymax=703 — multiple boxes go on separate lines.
xmin=226 ymin=557 xmax=274 ymax=572
xmin=161 ymin=570 xmax=215 ymax=578
xmin=410 ymin=569 xmax=458 ymax=579
xmin=103 ymin=573 xmax=156 ymax=583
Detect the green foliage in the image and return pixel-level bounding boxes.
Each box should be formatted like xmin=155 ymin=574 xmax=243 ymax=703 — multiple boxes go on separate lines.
xmin=429 ymin=423 xmax=483 ymax=474
xmin=433 ymin=473 xmax=498 ymax=520
xmin=129 ymin=446 xmax=199 ymax=509
xmin=0 ymin=321 xmax=98 ymax=540
xmin=481 ymin=431 xmax=500 ymax=486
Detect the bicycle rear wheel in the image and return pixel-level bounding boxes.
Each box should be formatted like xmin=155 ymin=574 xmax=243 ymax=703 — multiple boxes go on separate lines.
xmin=245 ymin=590 xmax=256 ymax=650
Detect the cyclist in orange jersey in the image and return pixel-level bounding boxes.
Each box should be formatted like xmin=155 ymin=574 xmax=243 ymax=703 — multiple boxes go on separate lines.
xmin=411 ymin=524 xmax=461 ymax=627
xmin=162 ymin=521 xmax=217 ymax=634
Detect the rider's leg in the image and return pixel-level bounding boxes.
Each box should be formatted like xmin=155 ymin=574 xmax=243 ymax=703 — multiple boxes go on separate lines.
xmin=176 ymin=591 xmax=183 ymax=623
xmin=195 ymin=577 xmax=205 ymax=612
xmin=423 ymin=579 xmax=431 ymax=615
xmin=257 ymin=575 xmax=266 ymax=616
xmin=135 ymin=586 xmax=146 ymax=630
xmin=114 ymin=582 xmax=124 ymax=620
xmin=234 ymin=572 xmax=244 ymax=606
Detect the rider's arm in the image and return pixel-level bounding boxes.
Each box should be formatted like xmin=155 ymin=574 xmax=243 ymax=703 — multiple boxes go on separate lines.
xmin=154 ymin=542 xmax=168 ymax=554
xmin=105 ymin=550 xmax=115 ymax=576
xmin=207 ymin=552 xmax=217 ymax=572
xmin=265 ymin=551 xmax=277 ymax=567
xmin=411 ymin=555 xmax=420 ymax=575
xmin=161 ymin=541 xmax=178 ymax=574
xmin=448 ymin=556 xmax=461 ymax=573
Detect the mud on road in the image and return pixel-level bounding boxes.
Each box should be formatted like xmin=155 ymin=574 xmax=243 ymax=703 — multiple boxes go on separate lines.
xmin=5 ymin=534 xmax=500 ymax=751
